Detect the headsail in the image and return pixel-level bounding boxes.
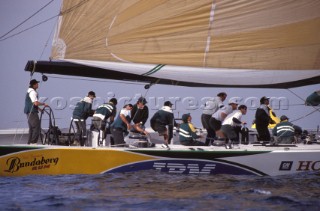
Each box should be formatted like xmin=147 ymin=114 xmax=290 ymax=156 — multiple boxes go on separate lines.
xmin=25 ymin=0 xmax=320 ymax=88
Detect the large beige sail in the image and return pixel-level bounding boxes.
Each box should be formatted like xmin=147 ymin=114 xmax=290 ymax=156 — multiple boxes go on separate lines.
xmin=23 ymin=0 xmax=320 ymax=87
xmin=52 ymin=0 xmax=320 ymax=70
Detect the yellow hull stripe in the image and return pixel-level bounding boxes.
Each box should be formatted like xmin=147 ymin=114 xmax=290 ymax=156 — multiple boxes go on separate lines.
xmin=0 ymin=148 xmax=158 ymax=176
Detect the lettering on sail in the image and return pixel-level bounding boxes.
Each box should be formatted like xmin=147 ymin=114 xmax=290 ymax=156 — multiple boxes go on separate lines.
xmin=4 ymin=156 xmax=59 ymax=173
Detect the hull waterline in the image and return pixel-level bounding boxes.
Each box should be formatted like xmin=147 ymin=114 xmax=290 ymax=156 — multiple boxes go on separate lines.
xmin=1 ymin=144 xmax=319 ymax=177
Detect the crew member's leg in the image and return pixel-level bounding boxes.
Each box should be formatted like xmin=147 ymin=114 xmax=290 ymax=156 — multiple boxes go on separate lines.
xmin=28 ymin=113 xmax=40 ymax=144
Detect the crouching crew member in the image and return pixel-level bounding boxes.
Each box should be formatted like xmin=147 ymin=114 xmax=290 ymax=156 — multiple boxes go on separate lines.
xmin=150 ymin=101 xmax=177 ymax=146
xmin=110 ymin=104 xmax=133 ymax=146
xmin=272 ymin=115 xmax=298 ymax=144
xmin=179 ymin=113 xmax=205 ymax=146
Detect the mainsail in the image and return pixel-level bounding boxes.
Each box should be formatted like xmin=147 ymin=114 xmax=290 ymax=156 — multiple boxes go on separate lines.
xmin=25 ymin=0 xmax=320 ymax=88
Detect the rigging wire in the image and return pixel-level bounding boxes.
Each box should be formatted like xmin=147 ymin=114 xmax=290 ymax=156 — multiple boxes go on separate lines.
xmin=286 ymin=88 xmax=306 ymax=102
xmin=12 ymin=0 xmax=62 ymax=142
xmin=287 ymin=88 xmax=320 ymax=112
xmin=290 ymin=109 xmax=320 ymax=123
xmin=0 ymin=0 xmax=89 ymax=42
xmin=285 ymin=88 xmax=320 ymax=123
xmin=285 ymin=103 xmax=307 ymax=106
xmin=39 ymin=19 xmax=57 ymax=60
xmin=0 ymin=0 xmax=55 ymax=40
xmin=60 ymin=0 xmax=90 ymax=15
xmin=0 ymin=14 xmax=58 ymax=42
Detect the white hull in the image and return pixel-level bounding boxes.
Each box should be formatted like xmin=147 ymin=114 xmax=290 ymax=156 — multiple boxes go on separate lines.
xmin=1 ymin=140 xmax=319 ymax=177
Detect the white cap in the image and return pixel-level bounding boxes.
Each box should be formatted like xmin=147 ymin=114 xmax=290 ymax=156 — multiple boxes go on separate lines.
xmin=228 ymin=99 xmax=239 ymax=105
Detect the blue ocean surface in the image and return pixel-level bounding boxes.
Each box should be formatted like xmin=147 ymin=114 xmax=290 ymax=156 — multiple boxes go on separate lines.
xmin=1 ymin=171 xmax=319 ymax=211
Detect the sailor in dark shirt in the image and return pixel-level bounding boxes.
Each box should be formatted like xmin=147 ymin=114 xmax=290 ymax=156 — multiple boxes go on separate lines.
xmin=92 ymin=98 xmax=117 ymax=139
xmin=150 ymin=101 xmax=177 ymax=145
xmin=255 ymin=96 xmax=275 ymax=142
xmin=272 ymin=115 xmax=299 ymax=144
xmin=110 ymin=104 xmax=133 ymax=146
xmin=130 ymin=97 xmax=149 ymax=135
xmin=72 ymin=91 xmax=96 ymax=146
xmin=179 ymin=113 xmax=205 ymax=146
xmin=24 ymin=79 xmax=48 ymax=144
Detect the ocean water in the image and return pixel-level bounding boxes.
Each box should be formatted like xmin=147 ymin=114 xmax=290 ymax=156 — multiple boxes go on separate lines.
xmin=1 ymin=171 xmax=319 ymax=211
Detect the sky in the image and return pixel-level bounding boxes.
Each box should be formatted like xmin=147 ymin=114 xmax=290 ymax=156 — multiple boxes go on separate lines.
xmin=0 ymin=0 xmax=319 ymax=132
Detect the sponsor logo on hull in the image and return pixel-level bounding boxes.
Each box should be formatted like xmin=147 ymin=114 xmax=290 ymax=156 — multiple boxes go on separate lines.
xmin=105 ymin=159 xmax=259 ymax=175
xmin=3 ymin=156 xmax=59 ymax=173
xmin=280 ymin=161 xmax=320 ymax=171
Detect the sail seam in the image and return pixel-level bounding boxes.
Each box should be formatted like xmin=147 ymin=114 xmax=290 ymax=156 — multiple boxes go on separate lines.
xmin=203 ymin=1 xmax=216 ymax=67
xmin=142 ymin=64 xmax=165 ymax=76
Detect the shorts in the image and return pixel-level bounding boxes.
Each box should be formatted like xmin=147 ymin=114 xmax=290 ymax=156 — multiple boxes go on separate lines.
xmin=201 ymin=114 xmax=211 ymax=129
xmin=92 ymin=117 xmax=105 ymax=130
xmin=220 ymin=125 xmax=237 ymax=140
xmin=209 ymin=118 xmax=222 ymax=131
xmin=153 ymin=123 xmax=167 ymax=135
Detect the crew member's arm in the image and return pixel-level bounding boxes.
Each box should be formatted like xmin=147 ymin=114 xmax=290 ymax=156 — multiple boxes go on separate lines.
xmin=120 ymin=114 xmax=131 ymax=130
xmin=221 ymin=112 xmax=227 ymax=121
xmin=232 ymin=117 xmax=246 ymax=125
xmin=109 ymin=115 xmax=115 ymax=123
xmin=189 ymin=123 xmax=201 ymax=139
xmin=133 ymin=123 xmax=149 ymax=135
xmin=34 ymin=101 xmax=48 ymax=107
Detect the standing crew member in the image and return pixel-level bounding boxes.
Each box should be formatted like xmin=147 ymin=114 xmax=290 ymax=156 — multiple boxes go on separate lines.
xmin=72 ymin=91 xmax=96 ymax=146
xmin=255 ymin=96 xmax=274 ymax=142
xmin=24 ymin=79 xmax=48 ymax=144
xmin=92 ymin=98 xmax=118 ymax=142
